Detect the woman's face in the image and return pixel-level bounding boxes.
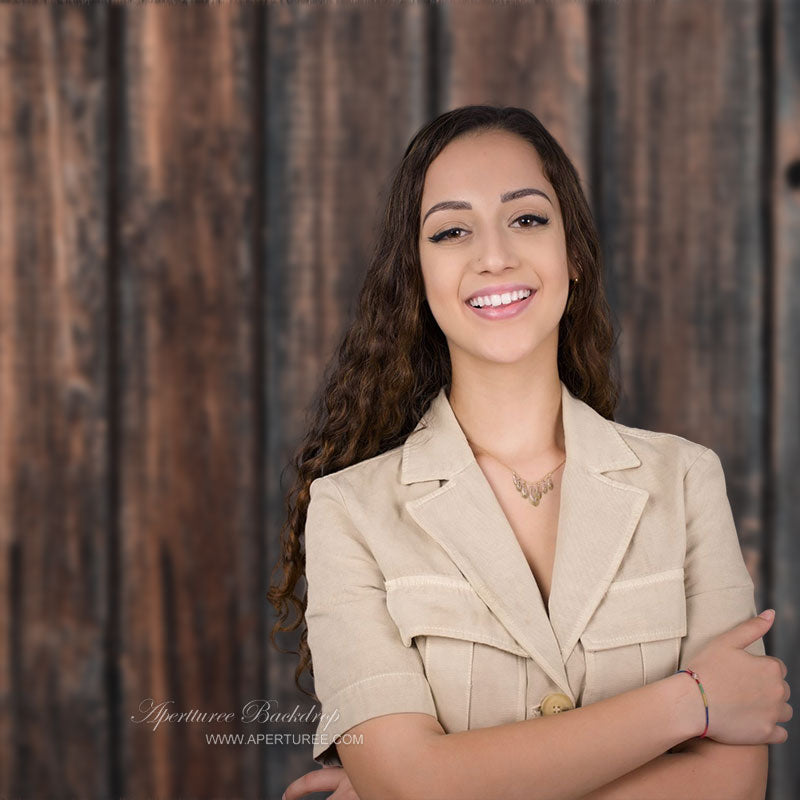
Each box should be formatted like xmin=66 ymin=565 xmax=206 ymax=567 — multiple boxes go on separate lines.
xmin=418 ymin=129 xmax=574 ymax=370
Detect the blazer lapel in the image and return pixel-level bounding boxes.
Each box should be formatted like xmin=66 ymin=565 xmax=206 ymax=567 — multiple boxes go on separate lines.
xmin=401 ymin=380 xmax=649 ymax=699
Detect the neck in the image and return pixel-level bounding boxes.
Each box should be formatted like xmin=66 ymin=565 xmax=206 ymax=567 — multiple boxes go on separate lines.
xmin=447 ymin=369 xmax=565 ymax=473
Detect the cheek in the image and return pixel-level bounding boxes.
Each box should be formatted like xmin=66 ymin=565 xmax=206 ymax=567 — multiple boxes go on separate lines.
xmin=425 ymin=291 xmax=456 ymax=335
xmin=420 ymin=263 xmax=457 ymax=315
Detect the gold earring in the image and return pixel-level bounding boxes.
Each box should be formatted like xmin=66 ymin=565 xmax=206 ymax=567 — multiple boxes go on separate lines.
xmin=566 ymin=276 xmax=579 ymax=312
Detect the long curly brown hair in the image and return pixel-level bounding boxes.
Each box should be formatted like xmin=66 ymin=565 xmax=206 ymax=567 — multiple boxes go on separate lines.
xmin=267 ymin=104 xmax=620 ymax=697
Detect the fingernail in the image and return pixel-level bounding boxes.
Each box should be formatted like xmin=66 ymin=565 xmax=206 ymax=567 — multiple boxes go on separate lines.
xmin=759 ymin=609 xmax=775 ymax=620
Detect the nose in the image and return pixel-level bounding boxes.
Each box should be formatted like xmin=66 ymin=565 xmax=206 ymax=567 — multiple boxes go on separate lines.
xmin=474 ymin=225 xmax=521 ymax=273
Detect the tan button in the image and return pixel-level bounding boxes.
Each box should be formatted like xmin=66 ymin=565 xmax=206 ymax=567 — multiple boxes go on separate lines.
xmin=540 ymin=692 xmax=574 ymax=715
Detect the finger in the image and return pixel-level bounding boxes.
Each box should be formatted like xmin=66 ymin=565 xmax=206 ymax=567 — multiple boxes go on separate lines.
xmin=766 ymin=725 xmax=789 ymax=745
xmin=284 ymin=767 xmax=347 ymax=800
xmin=328 ymin=785 xmax=360 ymax=800
xmin=726 ymin=611 xmax=775 ymax=650
xmin=767 ymin=656 xmax=788 ymax=678
xmin=314 ymin=771 xmax=359 ymax=800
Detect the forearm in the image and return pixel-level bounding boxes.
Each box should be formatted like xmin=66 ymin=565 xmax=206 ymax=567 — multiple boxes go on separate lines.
xmin=407 ymin=674 xmax=704 ymax=800
xmin=577 ymin=739 xmax=768 ymax=800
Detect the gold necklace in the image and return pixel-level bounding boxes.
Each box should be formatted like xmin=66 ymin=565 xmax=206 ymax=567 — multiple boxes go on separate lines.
xmin=468 ymin=441 xmax=566 ymax=507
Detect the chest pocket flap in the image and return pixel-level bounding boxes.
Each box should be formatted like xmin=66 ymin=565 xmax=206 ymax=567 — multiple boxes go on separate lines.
xmin=385 ymin=575 xmax=528 ymax=657
xmin=581 ymin=568 xmax=687 ymax=650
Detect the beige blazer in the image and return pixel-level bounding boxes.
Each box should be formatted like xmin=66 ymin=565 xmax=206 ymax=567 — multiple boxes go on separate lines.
xmin=304 ymin=381 xmax=764 ymax=767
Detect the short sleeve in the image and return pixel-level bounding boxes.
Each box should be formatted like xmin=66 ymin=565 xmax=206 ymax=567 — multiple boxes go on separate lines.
xmin=304 ymin=476 xmax=437 ymax=767
xmin=678 ymin=447 xmax=765 ymax=671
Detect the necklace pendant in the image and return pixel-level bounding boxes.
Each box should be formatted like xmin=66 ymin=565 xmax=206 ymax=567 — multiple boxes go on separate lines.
xmin=509 ymin=463 xmax=562 ymax=508
xmin=514 ymin=472 xmax=530 ymax=499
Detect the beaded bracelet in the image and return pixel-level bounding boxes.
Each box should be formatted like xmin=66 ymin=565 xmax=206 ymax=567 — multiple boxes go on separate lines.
xmin=675 ymin=667 xmax=709 ymax=738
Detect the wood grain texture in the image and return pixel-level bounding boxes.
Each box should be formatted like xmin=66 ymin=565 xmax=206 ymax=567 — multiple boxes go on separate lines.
xmin=0 ymin=1 xmax=796 ymax=798
xmin=116 ymin=5 xmax=262 ymax=799
xmin=593 ymin=0 xmax=767 ymax=579
xmin=440 ymin=0 xmax=590 ymax=179
xmin=0 ymin=6 xmax=111 ymax=799
xmin=771 ymin=0 xmax=800 ymax=795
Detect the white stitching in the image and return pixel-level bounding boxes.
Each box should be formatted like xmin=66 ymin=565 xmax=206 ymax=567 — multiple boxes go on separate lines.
xmin=332 ymin=671 xmax=428 ymax=693
xmin=385 ymin=575 xmax=473 ymax=591
xmin=685 ymin=582 xmax=753 ymax=600
xmin=639 ymin=643 xmax=647 ymax=684
xmin=606 ymin=568 xmax=684 ymax=592
xmin=465 ymin=641 xmax=474 ymax=726
xmin=584 ymin=627 xmax=685 ymax=648
xmin=408 ymin=626 xmax=526 ymax=655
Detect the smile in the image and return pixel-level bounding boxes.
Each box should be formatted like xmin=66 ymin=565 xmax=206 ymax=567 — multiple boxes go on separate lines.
xmin=468 ymin=288 xmax=532 ymax=308
xmin=465 ymin=289 xmax=536 ymax=320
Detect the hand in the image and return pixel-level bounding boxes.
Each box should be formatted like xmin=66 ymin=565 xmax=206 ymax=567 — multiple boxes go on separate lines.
xmin=283 ymin=765 xmax=362 ymax=800
xmin=686 ymin=610 xmax=792 ymax=745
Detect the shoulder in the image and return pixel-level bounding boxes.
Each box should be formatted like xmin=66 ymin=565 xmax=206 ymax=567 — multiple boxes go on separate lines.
xmin=309 ymin=442 xmax=407 ymax=504
xmin=608 ymin=418 xmax=711 ymax=477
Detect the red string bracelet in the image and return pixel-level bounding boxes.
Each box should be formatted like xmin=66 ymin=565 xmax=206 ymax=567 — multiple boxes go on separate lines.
xmin=675 ymin=667 xmax=709 ymax=738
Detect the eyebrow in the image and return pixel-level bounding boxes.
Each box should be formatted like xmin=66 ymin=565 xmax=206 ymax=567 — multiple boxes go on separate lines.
xmin=422 ymin=187 xmax=553 ymax=225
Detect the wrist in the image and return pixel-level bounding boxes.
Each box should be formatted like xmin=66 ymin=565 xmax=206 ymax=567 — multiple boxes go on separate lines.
xmin=659 ymin=671 xmax=708 ymax=743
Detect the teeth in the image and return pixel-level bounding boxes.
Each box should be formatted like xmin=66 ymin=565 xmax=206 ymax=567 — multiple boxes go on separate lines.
xmin=468 ymin=288 xmax=532 ymax=308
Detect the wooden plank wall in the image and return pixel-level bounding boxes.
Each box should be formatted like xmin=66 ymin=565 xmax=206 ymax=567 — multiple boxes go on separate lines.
xmin=772 ymin=0 xmax=800 ymax=795
xmin=0 ymin=2 xmax=796 ymax=798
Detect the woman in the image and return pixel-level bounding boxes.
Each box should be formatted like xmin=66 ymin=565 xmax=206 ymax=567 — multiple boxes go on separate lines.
xmin=270 ymin=105 xmax=791 ymax=800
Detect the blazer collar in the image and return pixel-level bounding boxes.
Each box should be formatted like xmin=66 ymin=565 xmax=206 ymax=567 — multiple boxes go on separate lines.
xmin=402 ymin=380 xmax=640 ymax=482
xmin=400 ymin=380 xmax=649 ymax=701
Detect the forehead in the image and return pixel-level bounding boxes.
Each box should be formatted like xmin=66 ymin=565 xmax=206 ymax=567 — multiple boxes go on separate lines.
xmin=421 ymin=130 xmax=550 ymax=201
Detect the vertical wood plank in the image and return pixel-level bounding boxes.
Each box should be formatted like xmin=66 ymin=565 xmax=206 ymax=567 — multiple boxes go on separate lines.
xmin=594 ymin=0 xmax=766 ymax=580
xmin=440 ymin=0 xmax=591 ymax=183
xmin=264 ymin=3 xmax=432 ymax=790
xmin=770 ymin=0 xmax=800 ymax=794
xmin=0 ymin=6 xmax=111 ymax=798
xmin=117 ymin=6 xmax=263 ymax=798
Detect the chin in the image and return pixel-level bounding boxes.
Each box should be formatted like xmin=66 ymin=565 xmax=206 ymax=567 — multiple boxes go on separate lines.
xmin=474 ymin=343 xmax=542 ymax=365
xmin=448 ymin=328 xmax=553 ymax=367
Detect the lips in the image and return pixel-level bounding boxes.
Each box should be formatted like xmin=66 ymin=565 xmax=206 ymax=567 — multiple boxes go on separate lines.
xmin=466 ymin=289 xmax=536 ymax=320
xmin=467 ymin=288 xmax=532 ymax=309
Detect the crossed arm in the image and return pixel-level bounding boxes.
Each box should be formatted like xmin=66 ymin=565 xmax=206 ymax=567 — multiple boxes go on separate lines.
xmin=285 ymin=732 xmax=768 ymax=800
xmin=331 ymin=676 xmax=768 ymax=800
xmin=577 ymin=738 xmax=768 ymax=800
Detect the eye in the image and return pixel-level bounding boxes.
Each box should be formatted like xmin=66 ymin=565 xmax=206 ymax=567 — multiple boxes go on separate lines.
xmin=512 ymin=212 xmax=550 ymax=228
xmin=427 ymin=226 xmax=467 ymax=243
xmin=426 ymin=212 xmax=550 ymax=244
